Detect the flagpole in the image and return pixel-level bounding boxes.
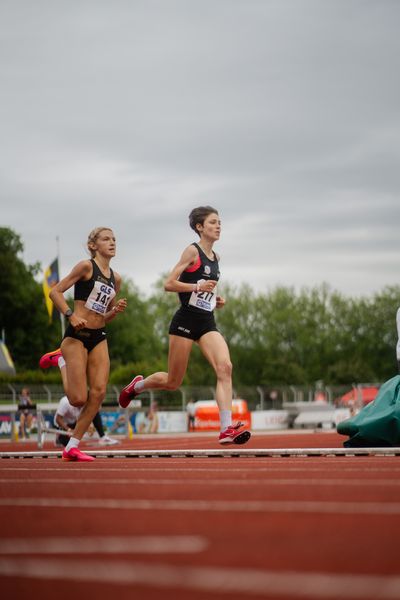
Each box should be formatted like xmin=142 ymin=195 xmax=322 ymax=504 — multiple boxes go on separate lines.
xmin=56 ymin=235 xmax=66 ymax=337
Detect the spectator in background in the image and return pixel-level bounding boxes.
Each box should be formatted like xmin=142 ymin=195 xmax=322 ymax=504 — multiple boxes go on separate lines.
xmin=54 ymin=395 xmax=81 ymax=447
xmin=137 ymin=401 xmax=159 ymax=434
xmin=53 ymin=394 xmax=119 ymax=447
xmin=18 ymin=387 xmax=34 ymax=439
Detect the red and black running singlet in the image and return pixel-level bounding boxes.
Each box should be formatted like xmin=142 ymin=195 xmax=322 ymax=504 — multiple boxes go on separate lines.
xmin=178 ymin=243 xmax=220 ymax=312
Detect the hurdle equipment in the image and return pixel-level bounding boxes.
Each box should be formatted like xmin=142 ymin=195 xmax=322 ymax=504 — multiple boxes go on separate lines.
xmin=1 ymin=447 xmax=400 ymax=459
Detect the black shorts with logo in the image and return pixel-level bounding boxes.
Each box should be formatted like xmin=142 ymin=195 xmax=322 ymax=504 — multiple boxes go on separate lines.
xmin=63 ymin=324 xmax=107 ymax=353
xmin=168 ymin=306 xmax=218 ymax=341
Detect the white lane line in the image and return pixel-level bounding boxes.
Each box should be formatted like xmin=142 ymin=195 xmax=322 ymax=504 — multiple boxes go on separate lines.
xmin=1 ymin=477 xmax=400 ymax=487
xmin=0 ymin=536 xmax=207 ymax=554
xmin=1 ymin=497 xmax=400 ymax=515
xmin=0 ymin=557 xmax=399 ymax=599
xmin=1 ymin=466 xmax=400 ymax=473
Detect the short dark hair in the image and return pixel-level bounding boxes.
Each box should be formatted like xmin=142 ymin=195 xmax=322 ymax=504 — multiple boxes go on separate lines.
xmin=189 ymin=206 xmax=219 ymax=236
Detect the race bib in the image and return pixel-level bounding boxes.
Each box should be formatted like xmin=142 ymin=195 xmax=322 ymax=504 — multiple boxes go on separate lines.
xmin=188 ymin=281 xmax=217 ymax=312
xmin=85 ymin=281 xmax=116 ymax=315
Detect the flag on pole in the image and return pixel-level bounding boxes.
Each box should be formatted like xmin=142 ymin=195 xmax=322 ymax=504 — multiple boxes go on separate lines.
xmin=43 ymin=258 xmax=59 ymax=322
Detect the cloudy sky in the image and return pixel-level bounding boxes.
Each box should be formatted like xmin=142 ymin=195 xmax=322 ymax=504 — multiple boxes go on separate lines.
xmin=1 ymin=0 xmax=399 ymax=298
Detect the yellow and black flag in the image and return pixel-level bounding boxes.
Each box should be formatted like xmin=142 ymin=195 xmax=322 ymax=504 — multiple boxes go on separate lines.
xmin=43 ymin=258 xmax=59 ymax=322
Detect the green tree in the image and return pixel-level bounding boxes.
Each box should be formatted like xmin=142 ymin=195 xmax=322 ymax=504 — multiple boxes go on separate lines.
xmin=215 ymin=283 xmax=400 ymax=386
xmin=107 ymin=278 xmax=163 ymax=367
xmin=0 ymin=227 xmax=60 ymax=369
xmin=147 ymin=274 xmax=180 ymax=349
xmin=2 ymin=227 xmax=399 ymax=387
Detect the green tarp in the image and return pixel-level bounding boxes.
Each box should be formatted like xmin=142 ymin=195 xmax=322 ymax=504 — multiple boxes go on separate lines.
xmin=337 ymin=375 xmax=400 ymax=447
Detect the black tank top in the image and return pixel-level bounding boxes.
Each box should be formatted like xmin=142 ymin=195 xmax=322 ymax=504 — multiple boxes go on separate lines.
xmin=74 ymin=259 xmax=116 ymax=302
xmin=178 ymin=243 xmax=220 ymax=309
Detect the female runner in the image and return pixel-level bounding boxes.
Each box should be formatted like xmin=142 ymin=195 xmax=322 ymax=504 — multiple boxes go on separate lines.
xmin=49 ymin=227 xmax=127 ymax=461
xmin=119 ymin=206 xmax=250 ymax=445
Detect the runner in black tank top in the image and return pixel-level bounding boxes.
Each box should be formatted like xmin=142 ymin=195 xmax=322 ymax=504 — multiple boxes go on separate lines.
xmin=119 ymin=207 xmax=251 ymax=446
xmin=46 ymin=227 xmax=127 ymax=462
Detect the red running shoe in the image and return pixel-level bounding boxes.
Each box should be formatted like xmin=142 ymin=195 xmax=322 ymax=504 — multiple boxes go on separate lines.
xmin=119 ymin=375 xmax=144 ymax=408
xmin=62 ymin=447 xmax=95 ymax=462
xmin=219 ymin=422 xmax=251 ymax=445
xmin=39 ymin=348 xmax=62 ymax=369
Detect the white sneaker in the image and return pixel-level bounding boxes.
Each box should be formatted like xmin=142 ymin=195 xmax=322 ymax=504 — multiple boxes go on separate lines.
xmin=98 ymin=435 xmax=120 ymax=446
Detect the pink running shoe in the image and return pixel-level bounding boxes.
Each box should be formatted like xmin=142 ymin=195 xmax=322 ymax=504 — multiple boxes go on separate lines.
xmin=219 ymin=422 xmax=251 ymax=445
xmin=39 ymin=348 xmax=62 ymax=369
xmin=119 ymin=375 xmax=144 ymax=408
xmin=62 ymin=447 xmax=95 ymax=462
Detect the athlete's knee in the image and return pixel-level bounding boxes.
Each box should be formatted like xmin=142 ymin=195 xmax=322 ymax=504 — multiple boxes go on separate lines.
xmin=165 ymin=377 xmax=183 ymax=391
xmin=215 ymin=359 xmax=232 ymax=381
xmin=67 ymin=393 xmax=86 ymax=408
xmin=89 ymin=383 xmax=107 ymax=402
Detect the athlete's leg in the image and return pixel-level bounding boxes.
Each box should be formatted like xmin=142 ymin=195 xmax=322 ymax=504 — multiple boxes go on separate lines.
xmin=26 ymin=412 xmax=33 ymax=431
xmin=92 ymin=411 xmax=105 ymax=437
xmin=119 ymin=336 xmax=194 ymax=407
xmin=198 ymin=331 xmax=250 ymax=444
xmin=73 ymin=341 xmax=110 ymax=441
xmin=58 ymin=358 xmax=69 ymax=397
xmin=19 ymin=413 xmax=26 ymax=438
xmin=198 ymin=331 xmax=233 ymax=411
xmin=142 ymin=335 xmax=193 ymax=391
xmin=39 ymin=347 xmax=69 ymax=394
xmin=60 ymin=337 xmax=88 ymax=408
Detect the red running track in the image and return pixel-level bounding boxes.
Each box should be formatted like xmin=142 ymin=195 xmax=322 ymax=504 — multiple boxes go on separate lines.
xmin=1 ymin=430 xmax=400 ymax=600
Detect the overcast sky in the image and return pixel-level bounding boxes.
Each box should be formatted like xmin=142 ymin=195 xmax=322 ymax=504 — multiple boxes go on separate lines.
xmin=1 ymin=0 xmax=399 ymax=298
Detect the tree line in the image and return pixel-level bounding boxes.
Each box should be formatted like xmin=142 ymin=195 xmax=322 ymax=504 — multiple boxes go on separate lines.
xmin=0 ymin=227 xmax=398 ymax=385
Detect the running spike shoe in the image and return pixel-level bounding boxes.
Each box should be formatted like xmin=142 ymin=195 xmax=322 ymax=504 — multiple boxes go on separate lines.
xmin=218 ymin=422 xmax=251 ymax=445
xmin=39 ymin=348 xmax=62 ymax=369
xmin=119 ymin=375 xmax=144 ymax=408
xmin=62 ymin=447 xmax=95 ymax=462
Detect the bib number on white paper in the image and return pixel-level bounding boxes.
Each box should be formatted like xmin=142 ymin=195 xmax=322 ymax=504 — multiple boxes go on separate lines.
xmin=85 ymin=281 xmax=116 ymax=315
xmin=188 ymin=285 xmax=217 ymax=312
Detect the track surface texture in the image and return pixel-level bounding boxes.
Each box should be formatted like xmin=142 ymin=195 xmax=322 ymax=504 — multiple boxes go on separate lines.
xmin=1 ymin=431 xmax=399 ymax=600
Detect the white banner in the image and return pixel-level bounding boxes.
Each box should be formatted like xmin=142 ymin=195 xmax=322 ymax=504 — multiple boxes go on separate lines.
xmin=333 ymin=408 xmax=352 ymax=425
xmin=251 ymin=410 xmax=289 ymax=430
xmin=157 ymin=411 xmax=188 ymax=433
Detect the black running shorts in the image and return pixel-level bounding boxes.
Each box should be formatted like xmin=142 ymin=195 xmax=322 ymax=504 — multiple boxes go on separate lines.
xmin=63 ymin=324 xmax=107 ymax=353
xmin=168 ymin=307 xmax=218 ymax=341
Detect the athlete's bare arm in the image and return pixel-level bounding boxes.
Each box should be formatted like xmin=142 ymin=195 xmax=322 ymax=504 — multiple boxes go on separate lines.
xmin=104 ymin=272 xmax=127 ymax=322
xmin=49 ymin=260 xmax=92 ymax=313
xmin=164 ymin=245 xmax=217 ymax=294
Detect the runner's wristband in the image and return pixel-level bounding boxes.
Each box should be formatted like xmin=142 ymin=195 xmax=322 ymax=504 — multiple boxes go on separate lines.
xmin=196 ymin=280 xmax=204 ymax=293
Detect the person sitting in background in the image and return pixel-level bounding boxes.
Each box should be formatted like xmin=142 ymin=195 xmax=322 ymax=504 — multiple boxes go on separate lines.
xmin=53 ymin=394 xmax=119 ymax=447
xmin=136 ymin=401 xmax=159 ymax=434
xmin=54 ymin=395 xmax=81 ymax=447
xmin=18 ymin=387 xmax=34 ymax=439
